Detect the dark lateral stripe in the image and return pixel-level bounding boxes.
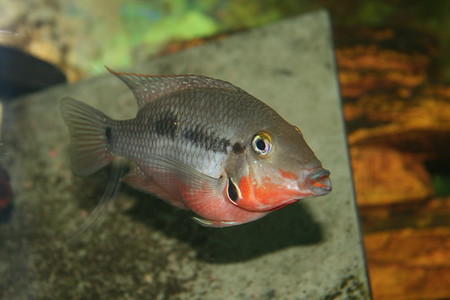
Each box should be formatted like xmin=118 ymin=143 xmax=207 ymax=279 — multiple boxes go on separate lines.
xmin=152 ymin=111 xmax=178 ymax=139
xmin=182 ymin=126 xmax=230 ymax=154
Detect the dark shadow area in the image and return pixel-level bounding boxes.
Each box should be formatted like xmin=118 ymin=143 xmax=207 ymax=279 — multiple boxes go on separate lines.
xmin=0 ymin=202 xmax=13 ymax=224
xmin=425 ymin=159 xmax=450 ymax=197
xmin=123 ymin=185 xmax=324 ymax=264
xmin=0 ymin=167 xmax=13 ymax=224
xmin=0 ymin=46 xmax=66 ymax=99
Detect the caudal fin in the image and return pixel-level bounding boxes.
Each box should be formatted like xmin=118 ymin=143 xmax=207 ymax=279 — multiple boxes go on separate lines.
xmin=60 ymin=97 xmax=114 ymax=176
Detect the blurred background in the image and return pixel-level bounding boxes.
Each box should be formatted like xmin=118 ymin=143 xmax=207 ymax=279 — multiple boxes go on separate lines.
xmin=1 ymin=0 xmax=449 ymax=299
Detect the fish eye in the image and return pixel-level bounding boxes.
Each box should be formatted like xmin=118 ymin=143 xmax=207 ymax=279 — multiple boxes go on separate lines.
xmin=251 ymin=131 xmax=272 ymax=156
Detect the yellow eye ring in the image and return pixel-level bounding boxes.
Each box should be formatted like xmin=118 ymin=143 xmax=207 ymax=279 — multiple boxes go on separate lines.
xmin=251 ymin=131 xmax=272 ymax=156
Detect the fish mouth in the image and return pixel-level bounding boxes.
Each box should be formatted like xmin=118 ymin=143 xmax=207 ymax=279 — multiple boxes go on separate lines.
xmin=305 ymin=168 xmax=332 ymax=196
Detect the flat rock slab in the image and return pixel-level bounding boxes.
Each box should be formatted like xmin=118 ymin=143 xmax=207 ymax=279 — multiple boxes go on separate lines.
xmin=0 ymin=10 xmax=370 ymax=299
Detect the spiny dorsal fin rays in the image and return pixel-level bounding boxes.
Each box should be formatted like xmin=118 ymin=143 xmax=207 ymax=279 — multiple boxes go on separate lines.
xmin=105 ymin=67 xmax=243 ymax=108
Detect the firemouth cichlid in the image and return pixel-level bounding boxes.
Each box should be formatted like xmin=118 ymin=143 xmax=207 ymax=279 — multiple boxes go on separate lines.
xmin=60 ymin=68 xmax=331 ymax=227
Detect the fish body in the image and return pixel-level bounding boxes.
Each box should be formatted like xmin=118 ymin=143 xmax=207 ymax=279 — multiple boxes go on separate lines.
xmin=60 ymin=69 xmax=331 ymax=227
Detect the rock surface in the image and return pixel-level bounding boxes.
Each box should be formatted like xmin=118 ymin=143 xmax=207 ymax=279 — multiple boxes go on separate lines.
xmin=365 ymin=227 xmax=450 ymax=300
xmin=0 ymin=11 xmax=369 ymax=300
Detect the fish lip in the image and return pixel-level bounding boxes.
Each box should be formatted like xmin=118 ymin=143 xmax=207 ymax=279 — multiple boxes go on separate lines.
xmin=305 ymin=168 xmax=332 ymax=196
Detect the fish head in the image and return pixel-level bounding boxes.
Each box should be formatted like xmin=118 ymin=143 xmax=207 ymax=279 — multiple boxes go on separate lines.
xmin=225 ymin=120 xmax=331 ymax=212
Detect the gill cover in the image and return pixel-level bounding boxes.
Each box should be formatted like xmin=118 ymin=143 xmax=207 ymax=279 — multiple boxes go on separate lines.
xmin=224 ymin=130 xmax=297 ymax=212
xmin=224 ymin=125 xmax=330 ymax=212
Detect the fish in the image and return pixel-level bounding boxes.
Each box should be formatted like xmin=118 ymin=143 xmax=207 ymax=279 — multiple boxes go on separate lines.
xmin=60 ymin=68 xmax=331 ymax=227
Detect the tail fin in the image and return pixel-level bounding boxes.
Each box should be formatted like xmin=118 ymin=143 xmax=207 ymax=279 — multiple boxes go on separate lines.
xmin=60 ymin=97 xmax=114 ymax=176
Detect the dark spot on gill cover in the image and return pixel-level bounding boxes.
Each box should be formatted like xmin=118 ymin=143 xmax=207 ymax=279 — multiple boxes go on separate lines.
xmin=153 ymin=110 xmax=178 ymax=139
xmin=232 ymin=142 xmax=245 ymax=154
xmin=227 ymin=177 xmax=239 ymax=203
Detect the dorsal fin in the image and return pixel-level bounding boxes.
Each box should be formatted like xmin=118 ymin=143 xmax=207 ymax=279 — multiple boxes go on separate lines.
xmin=106 ymin=67 xmax=243 ymax=108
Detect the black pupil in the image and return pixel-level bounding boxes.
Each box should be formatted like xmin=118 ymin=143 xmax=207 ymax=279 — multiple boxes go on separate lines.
xmin=256 ymin=139 xmax=266 ymax=151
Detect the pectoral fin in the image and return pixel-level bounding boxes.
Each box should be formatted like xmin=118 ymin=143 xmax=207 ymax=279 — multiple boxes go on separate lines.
xmin=123 ymin=166 xmax=187 ymax=209
xmin=136 ymin=154 xmax=226 ymax=214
